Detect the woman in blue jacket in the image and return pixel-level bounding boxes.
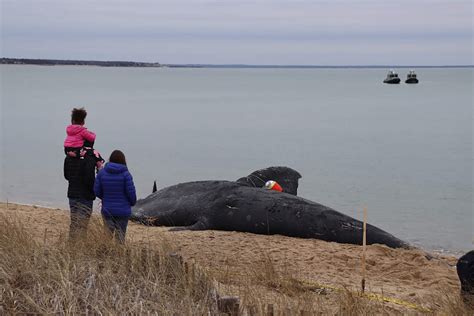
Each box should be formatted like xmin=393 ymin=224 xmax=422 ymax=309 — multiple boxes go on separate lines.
xmin=94 ymin=150 xmax=136 ymax=243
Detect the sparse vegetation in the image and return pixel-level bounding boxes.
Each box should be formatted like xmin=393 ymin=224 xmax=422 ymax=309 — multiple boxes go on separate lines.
xmin=0 ymin=210 xmax=470 ymax=315
xmin=0 ymin=216 xmax=214 ymax=314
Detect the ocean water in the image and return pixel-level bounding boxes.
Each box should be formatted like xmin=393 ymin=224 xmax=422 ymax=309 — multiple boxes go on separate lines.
xmin=0 ymin=65 xmax=472 ymax=253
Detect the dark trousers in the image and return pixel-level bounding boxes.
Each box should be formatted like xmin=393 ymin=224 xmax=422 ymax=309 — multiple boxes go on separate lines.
xmin=68 ymin=198 xmax=93 ymax=240
xmin=102 ymin=215 xmax=130 ymax=243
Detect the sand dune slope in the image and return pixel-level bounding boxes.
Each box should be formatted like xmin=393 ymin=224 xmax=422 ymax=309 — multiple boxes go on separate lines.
xmin=0 ymin=202 xmax=464 ymax=313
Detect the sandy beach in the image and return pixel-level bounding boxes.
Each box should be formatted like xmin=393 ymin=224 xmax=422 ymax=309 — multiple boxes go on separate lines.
xmin=0 ymin=202 xmax=465 ymax=314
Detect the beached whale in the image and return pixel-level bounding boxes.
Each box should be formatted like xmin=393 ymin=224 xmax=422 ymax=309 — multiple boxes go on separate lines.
xmin=131 ymin=167 xmax=409 ymax=249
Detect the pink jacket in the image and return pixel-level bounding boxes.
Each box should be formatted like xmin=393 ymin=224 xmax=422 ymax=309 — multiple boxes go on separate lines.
xmin=64 ymin=124 xmax=96 ymax=148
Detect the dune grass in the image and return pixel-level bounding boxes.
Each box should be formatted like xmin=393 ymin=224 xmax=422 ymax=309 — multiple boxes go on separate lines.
xmin=0 ymin=215 xmax=215 ymax=314
xmin=0 ymin=210 xmax=470 ymax=315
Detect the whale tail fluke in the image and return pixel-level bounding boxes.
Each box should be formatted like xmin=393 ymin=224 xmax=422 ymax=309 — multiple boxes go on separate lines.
xmin=236 ymin=166 xmax=302 ymax=195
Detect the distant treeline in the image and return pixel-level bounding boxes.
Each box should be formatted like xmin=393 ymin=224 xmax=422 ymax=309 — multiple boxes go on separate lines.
xmin=2 ymin=58 xmax=472 ymax=68
xmin=1 ymin=58 xmax=161 ymax=68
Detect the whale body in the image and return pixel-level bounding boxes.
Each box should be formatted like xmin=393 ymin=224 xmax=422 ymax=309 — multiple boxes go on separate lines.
xmin=131 ymin=167 xmax=409 ymax=249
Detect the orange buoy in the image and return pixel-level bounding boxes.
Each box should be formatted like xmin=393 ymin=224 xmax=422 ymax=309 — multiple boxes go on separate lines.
xmin=265 ymin=180 xmax=283 ymax=192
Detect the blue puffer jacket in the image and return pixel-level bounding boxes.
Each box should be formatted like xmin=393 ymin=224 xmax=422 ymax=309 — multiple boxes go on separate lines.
xmin=94 ymin=162 xmax=137 ymax=217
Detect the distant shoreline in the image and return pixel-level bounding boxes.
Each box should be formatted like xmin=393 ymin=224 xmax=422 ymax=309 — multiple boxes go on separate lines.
xmin=1 ymin=57 xmax=472 ymax=69
xmin=1 ymin=57 xmax=161 ymax=68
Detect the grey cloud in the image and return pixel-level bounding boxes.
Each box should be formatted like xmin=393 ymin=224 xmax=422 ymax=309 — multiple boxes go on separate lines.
xmin=1 ymin=0 xmax=472 ymax=64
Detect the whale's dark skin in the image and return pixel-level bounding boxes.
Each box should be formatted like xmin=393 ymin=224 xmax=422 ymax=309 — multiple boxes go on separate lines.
xmin=131 ymin=167 xmax=409 ymax=249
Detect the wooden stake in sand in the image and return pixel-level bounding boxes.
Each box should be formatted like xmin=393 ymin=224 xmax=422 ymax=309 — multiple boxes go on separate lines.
xmin=361 ymin=207 xmax=367 ymax=293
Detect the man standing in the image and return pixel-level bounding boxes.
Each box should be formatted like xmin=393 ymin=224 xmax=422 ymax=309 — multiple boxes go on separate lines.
xmin=63 ymin=108 xmax=97 ymax=240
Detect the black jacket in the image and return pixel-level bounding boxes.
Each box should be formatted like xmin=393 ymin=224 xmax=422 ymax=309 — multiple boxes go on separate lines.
xmin=64 ymin=155 xmax=96 ymax=200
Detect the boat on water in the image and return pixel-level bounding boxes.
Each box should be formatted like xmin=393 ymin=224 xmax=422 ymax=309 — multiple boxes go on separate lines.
xmin=405 ymin=70 xmax=419 ymax=84
xmin=383 ymin=70 xmax=401 ymax=84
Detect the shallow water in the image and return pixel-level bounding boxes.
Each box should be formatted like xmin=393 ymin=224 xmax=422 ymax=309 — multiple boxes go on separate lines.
xmin=0 ymin=65 xmax=472 ymax=253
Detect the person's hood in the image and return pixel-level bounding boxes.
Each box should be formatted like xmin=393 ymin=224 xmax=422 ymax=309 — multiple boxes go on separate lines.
xmin=104 ymin=162 xmax=128 ymax=174
xmin=66 ymin=124 xmax=86 ymax=136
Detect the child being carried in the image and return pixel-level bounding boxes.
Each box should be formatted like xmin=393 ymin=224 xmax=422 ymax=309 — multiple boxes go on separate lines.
xmin=64 ymin=107 xmax=105 ymax=170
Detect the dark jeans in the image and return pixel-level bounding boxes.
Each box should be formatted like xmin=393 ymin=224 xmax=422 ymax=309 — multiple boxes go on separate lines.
xmin=102 ymin=215 xmax=130 ymax=243
xmin=68 ymin=198 xmax=93 ymax=240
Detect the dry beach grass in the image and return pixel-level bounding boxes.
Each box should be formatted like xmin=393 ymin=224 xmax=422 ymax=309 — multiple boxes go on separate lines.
xmin=0 ymin=211 xmax=214 ymax=314
xmin=0 ymin=202 xmax=470 ymax=314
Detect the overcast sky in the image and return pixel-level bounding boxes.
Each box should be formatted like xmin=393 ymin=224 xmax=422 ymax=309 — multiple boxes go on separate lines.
xmin=1 ymin=0 xmax=472 ymax=65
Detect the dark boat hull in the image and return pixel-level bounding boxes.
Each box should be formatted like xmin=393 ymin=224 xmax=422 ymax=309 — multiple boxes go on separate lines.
xmin=383 ymin=78 xmax=401 ymax=84
xmin=405 ymin=78 xmax=419 ymax=84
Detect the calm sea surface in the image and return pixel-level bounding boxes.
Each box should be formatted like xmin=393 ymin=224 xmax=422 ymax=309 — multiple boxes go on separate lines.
xmin=0 ymin=65 xmax=472 ymax=253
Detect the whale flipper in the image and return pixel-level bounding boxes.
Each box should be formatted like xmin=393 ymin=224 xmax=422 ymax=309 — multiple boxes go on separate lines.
xmin=236 ymin=166 xmax=302 ymax=195
xmin=169 ymin=217 xmax=211 ymax=231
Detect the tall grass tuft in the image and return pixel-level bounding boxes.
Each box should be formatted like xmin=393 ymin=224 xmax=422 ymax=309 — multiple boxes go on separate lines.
xmin=0 ymin=215 xmax=215 ymax=314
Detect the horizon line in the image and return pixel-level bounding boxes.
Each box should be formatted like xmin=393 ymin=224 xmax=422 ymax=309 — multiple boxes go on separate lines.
xmin=2 ymin=57 xmax=473 ymax=68
xmin=165 ymin=63 xmax=473 ymax=68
